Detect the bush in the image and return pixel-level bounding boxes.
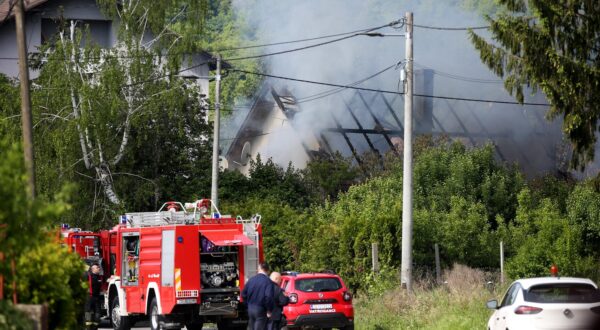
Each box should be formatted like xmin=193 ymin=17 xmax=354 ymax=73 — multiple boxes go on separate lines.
xmin=505 ymin=189 xmax=600 ymax=280
xmin=16 ymin=239 xmax=87 ymax=330
xmin=0 ymin=301 xmax=33 ymax=330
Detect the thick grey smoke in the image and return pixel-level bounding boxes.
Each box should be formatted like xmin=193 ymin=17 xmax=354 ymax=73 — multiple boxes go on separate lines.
xmin=226 ymin=0 xmax=597 ymax=177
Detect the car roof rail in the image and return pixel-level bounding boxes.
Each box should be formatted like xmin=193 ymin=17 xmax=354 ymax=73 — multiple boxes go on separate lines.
xmin=281 ymin=271 xmax=298 ymax=276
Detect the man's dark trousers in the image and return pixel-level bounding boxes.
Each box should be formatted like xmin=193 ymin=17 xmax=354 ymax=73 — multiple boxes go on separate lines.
xmin=248 ymin=305 xmax=268 ymax=330
xmin=84 ymin=295 xmax=102 ymax=328
xmin=267 ymin=319 xmax=281 ymax=330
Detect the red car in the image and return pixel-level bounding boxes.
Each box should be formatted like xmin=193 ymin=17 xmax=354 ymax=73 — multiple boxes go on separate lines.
xmin=280 ymin=271 xmax=354 ymax=330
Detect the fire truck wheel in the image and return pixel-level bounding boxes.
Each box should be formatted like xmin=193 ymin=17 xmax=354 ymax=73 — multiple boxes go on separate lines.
xmin=184 ymin=320 xmax=204 ymax=330
xmin=149 ymin=298 xmax=161 ymax=330
xmin=110 ymin=296 xmax=131 ymax=330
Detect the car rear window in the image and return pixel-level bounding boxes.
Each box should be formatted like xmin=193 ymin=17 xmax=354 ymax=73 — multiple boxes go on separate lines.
xmin=295 ymin=278 xmax=342 ymax=292
xmin=524 ymin=283 xmax=600 ymax=303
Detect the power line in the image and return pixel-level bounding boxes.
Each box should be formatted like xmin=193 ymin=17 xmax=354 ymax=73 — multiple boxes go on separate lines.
xmin=296 ymin=62 xmax=400 ymax=104
xmin=227 ymin=68 xmax=551 ymax=107
xmin=222 ymin=20 xmax=402 ymax=62
xmin=0 ymin=20 xmax=403 ymax=62
xmin=214 ymin=27 xmax=400 ymax=52
xmin=414 ymin=62 xmax=503 ymax=84
xmin=410 ymin=23 xmax=489 ymax=31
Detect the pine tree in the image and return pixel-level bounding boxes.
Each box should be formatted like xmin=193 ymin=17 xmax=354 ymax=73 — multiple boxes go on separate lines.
xmin=470 ymin=0 xmax=600 ymax=169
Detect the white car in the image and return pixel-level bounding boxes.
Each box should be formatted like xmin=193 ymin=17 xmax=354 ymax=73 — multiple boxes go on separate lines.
xmin=487 ymin=277 xmax=600 ymax=330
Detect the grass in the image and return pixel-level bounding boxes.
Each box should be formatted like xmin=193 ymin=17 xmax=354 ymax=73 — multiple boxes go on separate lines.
xmin=354 ymin=265 xmax=506 ymax=330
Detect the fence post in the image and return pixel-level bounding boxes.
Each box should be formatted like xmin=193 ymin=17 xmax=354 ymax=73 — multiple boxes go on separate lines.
xmin=372 ymin=243 xmax=380 ymax=273
xmin=434 ymin=243 xmax=441 ymax=284
xmin=500 ymin=241 xmax=505 ymax=284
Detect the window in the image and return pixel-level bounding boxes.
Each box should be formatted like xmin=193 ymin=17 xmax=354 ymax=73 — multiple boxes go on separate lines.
xmin=295 ymin=278 xmax=342 ymax=292
xmin=122 ymin=233 xmax=140 ymax=286
xmin=501 ymin=284 xmax=520 ymax=307
xmin=525 ymin=283 xmax=600 ymax=303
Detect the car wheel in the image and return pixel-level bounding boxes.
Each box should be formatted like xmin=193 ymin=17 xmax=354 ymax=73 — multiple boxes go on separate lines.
xmin=149 ymin=298 xmax=160 ymax=330
xmin=110 ymin=296 xmax=131 ymax=330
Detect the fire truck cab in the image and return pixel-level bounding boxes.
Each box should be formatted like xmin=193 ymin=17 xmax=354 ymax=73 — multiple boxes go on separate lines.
xmin=66 ymin=199 xmax=263 ymax=330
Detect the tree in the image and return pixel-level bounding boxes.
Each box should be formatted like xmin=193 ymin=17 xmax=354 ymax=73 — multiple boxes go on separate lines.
xmin=171 ymin=0 xmax=263 ymax=109
xmin=0 ymin=137 xmax=84 ymax=328
xmin=219 ymin=155 xmax=317 ymax=209
xmin=28 ymin=0 xmax=212 ymax=226
xmin=303 ymin=152 xmax=358 ymax=201
xmin=470 ymin=0 xmax=600 ymax=168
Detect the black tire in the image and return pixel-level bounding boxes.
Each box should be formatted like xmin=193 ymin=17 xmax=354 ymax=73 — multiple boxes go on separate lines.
xmin=216 ymin=319 xmax=247 ymax=330
xmin=343 ymin=325 xmax=354 ymax=330
xmin=110 ymin=296 xmax=131 ymax=330
xmin=185 ymin=320 xmax=204 ymax=330
xmin=149 ymin=298 xmax=160 ymax=330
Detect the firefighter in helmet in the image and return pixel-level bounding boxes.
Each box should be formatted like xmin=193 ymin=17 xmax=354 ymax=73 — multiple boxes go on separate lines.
xmin=84 ymin=262 xmax=103 ymax=329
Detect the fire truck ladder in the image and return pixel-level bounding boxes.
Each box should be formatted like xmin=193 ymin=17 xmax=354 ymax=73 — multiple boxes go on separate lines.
xmin=237 ymin=215 xmax=261 ymax=283
xmin=123 ymin=211 xmax=195 ymax=227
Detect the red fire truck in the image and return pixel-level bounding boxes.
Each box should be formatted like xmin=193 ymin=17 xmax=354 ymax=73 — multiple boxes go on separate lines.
xmin=62 ymin=199 xmax=263 ymax=330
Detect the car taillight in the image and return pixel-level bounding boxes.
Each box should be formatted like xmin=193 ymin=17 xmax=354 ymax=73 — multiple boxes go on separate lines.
xmin=591 ymin=306 xmax=600 ymax=315
xmin=289 ymin=293 xmax=298 ymax=304
xmin=343 ymin=291 xmax=352 ymax=302
xmin=514 ymin=305 xmax=543 ymax=314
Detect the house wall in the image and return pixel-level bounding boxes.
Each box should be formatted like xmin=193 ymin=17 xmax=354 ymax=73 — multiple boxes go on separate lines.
xmin=229 ymin=102 xmax=311 ymax=176
xmin=0 ymin=0 xmax=111 ymax=78
xmin=0 ymin=0 xmax=211 ymax=103
xmin=0 ymin=13 xmax=41 ymax=78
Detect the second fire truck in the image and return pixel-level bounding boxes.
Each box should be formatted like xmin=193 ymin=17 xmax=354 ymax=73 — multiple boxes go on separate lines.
xmin=62 ymin=199 xmax=264 ymax=330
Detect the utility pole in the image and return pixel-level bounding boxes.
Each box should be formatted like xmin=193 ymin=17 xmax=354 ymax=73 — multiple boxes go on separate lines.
xmin=210 ymin=55 xmax=222 ymax=210
xmin=400 ymin=11 xmax=413 ymax=292
xmin=15 ymin=0 xmax=36 ymax=199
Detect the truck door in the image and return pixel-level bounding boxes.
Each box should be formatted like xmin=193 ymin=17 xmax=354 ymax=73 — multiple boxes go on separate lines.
xmin=121 ymin=232 xmax=142 ymax=313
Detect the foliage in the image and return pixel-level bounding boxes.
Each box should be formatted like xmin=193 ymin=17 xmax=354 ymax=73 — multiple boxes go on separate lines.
xmin=413 ymin=142 xmax=524 ymax=224
xmin=172 ymin=0 xmax=263 ymax=109
xmin=470 ymin=0 xmax=600 ymax=168
xmin=0 ymin=301 xmax=33 ymax=330
xmin=0 ymin=74 xmax=20 ymax=143
xmin=220 ymin=155 xmax=317 ymax=209
xmin=294 ymin=143 xmax=523 ymax=289
xmin=0 ymin=138 xmax=71 ymax=281
xmin=15 ymin=239 xmax=88 ymax=330
xmin=505 ymin=189 xmax=599 ymax=280
xmin=355 ymin=265 xmax=496 ymax=330
xmin=21 ymin=0 xmax=214 ymax=228
xmin=303 ymin=152 xmax=358 ymax=201
xmin=222 ymin=197 xmax=314 ymax=271
xmin=566 ymin=183 xmax=600 ymax=254
xmin=0 ymin=136 xmax=83 ymax=329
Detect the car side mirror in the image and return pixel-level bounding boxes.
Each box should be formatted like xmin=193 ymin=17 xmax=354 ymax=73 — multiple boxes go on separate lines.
xmin=486 ymin=299 xmax=498 ymax=310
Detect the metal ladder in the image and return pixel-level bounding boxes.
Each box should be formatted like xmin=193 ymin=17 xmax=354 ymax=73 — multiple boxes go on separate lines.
xmin=123 ymin=211 xmax=195 ymax=227
xmin=239 ymin=215 xmax=261 ymax=283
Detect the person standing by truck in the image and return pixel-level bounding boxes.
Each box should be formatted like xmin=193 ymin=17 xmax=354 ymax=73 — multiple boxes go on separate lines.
xmin=267 ymin=272 xmax=289 ymax=330
xmin=242 ymin=263 xmax=275 ymax=330
xmin=84 ymin=263 xmax=103 ymax=329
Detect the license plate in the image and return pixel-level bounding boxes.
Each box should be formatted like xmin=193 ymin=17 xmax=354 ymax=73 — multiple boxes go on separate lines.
xmin=310 ymin=304 xmax=333 ymax=310
xmin=309 ymin=304 xmax=335 ymax=313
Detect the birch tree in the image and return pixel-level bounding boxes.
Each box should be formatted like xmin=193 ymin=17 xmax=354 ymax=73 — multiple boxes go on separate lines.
xmin=31 ymin=0 xmax=210 ymax=223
